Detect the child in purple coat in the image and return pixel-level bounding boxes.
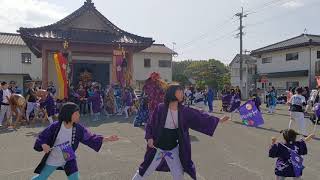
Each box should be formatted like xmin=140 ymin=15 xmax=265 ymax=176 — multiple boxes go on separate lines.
xmin=132 ymin=84 xmax=229 ymax=180
xmin=269 ymin=129 xmax=314 ymax=180
xmin=32 ymin=102 xmax=119 ymax=180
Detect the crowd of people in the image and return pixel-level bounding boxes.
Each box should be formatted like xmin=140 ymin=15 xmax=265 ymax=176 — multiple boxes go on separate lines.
xmin=0 ymin=79 xmax=140 ymax=129
xmin=1 ymin=76 xmax=319 ymax=180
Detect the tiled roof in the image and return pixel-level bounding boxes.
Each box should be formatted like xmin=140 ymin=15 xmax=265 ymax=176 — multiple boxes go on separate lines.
xmin=141 ymin=44 xmax=177 ymax=54
xmin=229 ymin=54 xmax=257 ymax=66
xmin=18 ymin=1 xmax=153 ymax=46
xmin=0 ymin=33 xmax=25 ymax=46
xmin=251 ymin=34 xmax=320 ymax=55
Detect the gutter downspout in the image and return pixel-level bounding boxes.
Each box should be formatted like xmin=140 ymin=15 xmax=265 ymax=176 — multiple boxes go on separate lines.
xmin=309 ymin=39 xmax=312 ymax=88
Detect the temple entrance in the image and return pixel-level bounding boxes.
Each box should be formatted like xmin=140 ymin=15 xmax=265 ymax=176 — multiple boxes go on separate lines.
xmin=72 ymin=62 xmax=110 ymax=88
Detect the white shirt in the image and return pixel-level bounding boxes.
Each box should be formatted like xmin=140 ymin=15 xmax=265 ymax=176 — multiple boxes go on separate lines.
xmin=1 ymin=89 xmax=11 ymax=104
xmin=46 ymin=123 xmax=73 ymax=167
xmin=165 ymin=109 xmax=178 ymax=129
xmin=290 ymin=94 xmax=306 ymax=107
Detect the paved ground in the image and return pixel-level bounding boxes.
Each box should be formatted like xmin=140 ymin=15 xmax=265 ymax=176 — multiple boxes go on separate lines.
xmin=0 ymin=102 xmax=320 ymax=180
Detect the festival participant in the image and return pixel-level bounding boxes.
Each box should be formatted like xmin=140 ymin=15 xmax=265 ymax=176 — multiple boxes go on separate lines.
xmin=39 ymin=90 xmax=55 ymax=124
xmin=207 ymin=88 xmax=214 ymax=113
xmin=131 ymin=84 xmax=229 ymax=180
xmin=47 ymin=81 xmax=56 ymax=97
xmin=133 ymin=94 xmax=149 ymax=127
xmin=104 ymin=87 xmax=116 ymax=116
xmin=288 ymin=87 xmax=307 ymax=136
xmin=0 ymin=81 xmax=12 ymax=127
xmin=267 ymin=87 xmax=277 ymax=114
xmin=25 ymin=81 xmax=37 ymax=123
xmin=31 ymin=102 xmax=119 ymax=180
xmin=77 ymin=85 xmax=87 ymax=115
xmin=122 ymin=87 xmax=133 ymax=119
xmin=87 ymin=86 xmax=102 ymax=121
xmin=286 ymin=87 xmax=293 ymax=104
xmin=142 ymin=72 xmax=167 ymax=119
xmin=269 ymin=129 xmax=314 ymax=180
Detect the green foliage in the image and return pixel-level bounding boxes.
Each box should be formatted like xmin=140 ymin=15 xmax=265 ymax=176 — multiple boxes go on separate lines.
xmin=172 ymin=59 xmax=230 ymax=90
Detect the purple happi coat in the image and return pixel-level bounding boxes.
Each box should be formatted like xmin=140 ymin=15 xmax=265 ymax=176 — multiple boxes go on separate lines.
xmin=88 ymin=91 xmax=101 ymax=113
xmin=40 ymin=94 xmax=55 ymax=117
xmin=138 ymin=103 xmax=220 ymax=180
xmin=33 ymin=121 xmax=103 ymax=176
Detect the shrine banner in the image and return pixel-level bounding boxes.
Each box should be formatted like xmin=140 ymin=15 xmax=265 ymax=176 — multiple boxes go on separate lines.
xmin=53 ymin=52 xmax=68 ymax=99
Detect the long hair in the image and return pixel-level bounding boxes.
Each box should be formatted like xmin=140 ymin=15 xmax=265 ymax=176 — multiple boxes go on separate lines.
xmin=164 ymin=84 xmax=183 ymax=106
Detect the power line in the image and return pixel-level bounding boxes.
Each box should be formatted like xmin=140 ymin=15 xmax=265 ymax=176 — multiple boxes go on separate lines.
xmin=245 ymin=0 xmax=297 ymax=15
xmin=178 ymin=29 xmax=236 ymax=57
xmin=246 ymin=0 xmax=319 ymax=28
xmin=178 ymin=16 xmax=237 ymax=50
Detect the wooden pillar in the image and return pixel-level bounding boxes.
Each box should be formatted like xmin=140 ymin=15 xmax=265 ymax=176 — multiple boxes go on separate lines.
xmin=42 ymin=48 xmax=48 ymax=89
xmin=127 ymin=52 xmax=134 ymax=86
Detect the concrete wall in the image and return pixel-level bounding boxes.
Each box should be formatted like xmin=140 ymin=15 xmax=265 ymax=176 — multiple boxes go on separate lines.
xmin=133 ymin=52 xmax=172 ymax=84
xmin=0 ymin=44 xmax=42 ymax=80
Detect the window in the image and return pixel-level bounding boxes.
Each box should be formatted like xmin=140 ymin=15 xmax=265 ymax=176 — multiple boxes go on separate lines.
xmin=159 ymin=60 xmax=171 ymax=68
xmin=21 ymin=53 xmax=31 ymax=64
xmin=262 ymin=57 xmax=272 ymax=64
xmin=286 ymin=82 xmax=299 ymax=90
xmin=286 ymin=52 xmax=299 ymax=61
xmin=144 ymin=58 xmax=151 ymax=67
xmin=317 ymin=51 xmax=320 ymax=59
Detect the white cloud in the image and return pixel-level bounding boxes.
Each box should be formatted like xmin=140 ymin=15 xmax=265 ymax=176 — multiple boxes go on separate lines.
xmin=0 ymin=0 xmax=68 ymax=33
xmin=282 ymin=0 xmax=304 ymax=8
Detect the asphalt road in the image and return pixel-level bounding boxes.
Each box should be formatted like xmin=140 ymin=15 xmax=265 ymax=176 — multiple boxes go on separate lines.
xmin=0 ymin=102 xmax=319 ymax=180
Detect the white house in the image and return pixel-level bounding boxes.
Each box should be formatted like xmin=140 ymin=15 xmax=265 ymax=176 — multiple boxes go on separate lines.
xmin=251 ymin=34 xmax=320 ymax=93
xmin=0 ymin=32 xmax=42 ymax=89
xmin=133 ymin=44 xmax=176 ymax=89
xmin=229 ymin=54 xmax=257 ymax=99
xmin=0 ymin=33 xmax=175 ymax=90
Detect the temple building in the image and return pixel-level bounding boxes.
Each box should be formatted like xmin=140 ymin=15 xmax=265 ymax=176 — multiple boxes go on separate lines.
xmin=13 ymin=0 xmax=174 ymax=93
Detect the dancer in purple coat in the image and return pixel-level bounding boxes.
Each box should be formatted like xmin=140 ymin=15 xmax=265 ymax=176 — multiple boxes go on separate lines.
xmin=32 ymin=102 xmax=119 ymax=180
xmin=132 ymin=84 xmax=229 ymax=180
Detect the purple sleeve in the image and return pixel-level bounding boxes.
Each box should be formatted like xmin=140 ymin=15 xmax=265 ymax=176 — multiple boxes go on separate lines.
xmin=145 ymin=105 xmax=159 ymax=140
xmin=298 ymin=140 xmax=307 ymax=155
xmin=269 ymin=144 xmax=279 ymax=158
xmin=186 ymin=107 xmax=219 ymax=136
xmin=34 ymin=124 xmax=56 ymax=152
xmin=40 ymin=97 xmax=49 ymax=108
xmin=80 ymin=125 xmax=104 ymax=152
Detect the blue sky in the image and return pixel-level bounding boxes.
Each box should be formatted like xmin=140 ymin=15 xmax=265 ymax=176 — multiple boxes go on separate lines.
xmin=0 ymin=0 xmax=319 ymax=64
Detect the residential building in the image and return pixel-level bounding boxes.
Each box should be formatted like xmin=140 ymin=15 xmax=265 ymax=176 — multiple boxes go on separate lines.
xmin=251 ymin=34 xmax=320 ymax=94
xmin=0 ymin=32 xmax=42 ymax=90
xmin=229 ymin=54 xmax=257 ymax=99
xmin=133 ymin=44 xmax=176 ymax=89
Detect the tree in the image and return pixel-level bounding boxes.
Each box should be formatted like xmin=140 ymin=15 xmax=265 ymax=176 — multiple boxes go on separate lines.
xmin=172 ymin=59 xmax=230 ymax=90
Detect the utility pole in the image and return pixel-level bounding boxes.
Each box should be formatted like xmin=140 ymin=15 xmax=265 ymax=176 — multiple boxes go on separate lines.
xmin=236 ymin=7 xmax=247 ymax=99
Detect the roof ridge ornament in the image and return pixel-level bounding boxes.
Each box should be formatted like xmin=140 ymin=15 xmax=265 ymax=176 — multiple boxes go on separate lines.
xmin=84 ymin=0 xmax=94 ymax=6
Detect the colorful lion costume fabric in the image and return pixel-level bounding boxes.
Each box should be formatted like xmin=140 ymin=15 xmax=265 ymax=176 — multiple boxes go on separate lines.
xmin=142 ymin=72 xmax=168 ymax=119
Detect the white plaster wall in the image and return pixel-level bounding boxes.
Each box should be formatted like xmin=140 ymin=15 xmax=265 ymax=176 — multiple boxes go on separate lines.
xmin=0 ymin=44 xmax=42 ymax=79
xmin=133 ymin=52 xmax=172 ymax=83
xmin=257 ymin=47 xmax=309 ymax=74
